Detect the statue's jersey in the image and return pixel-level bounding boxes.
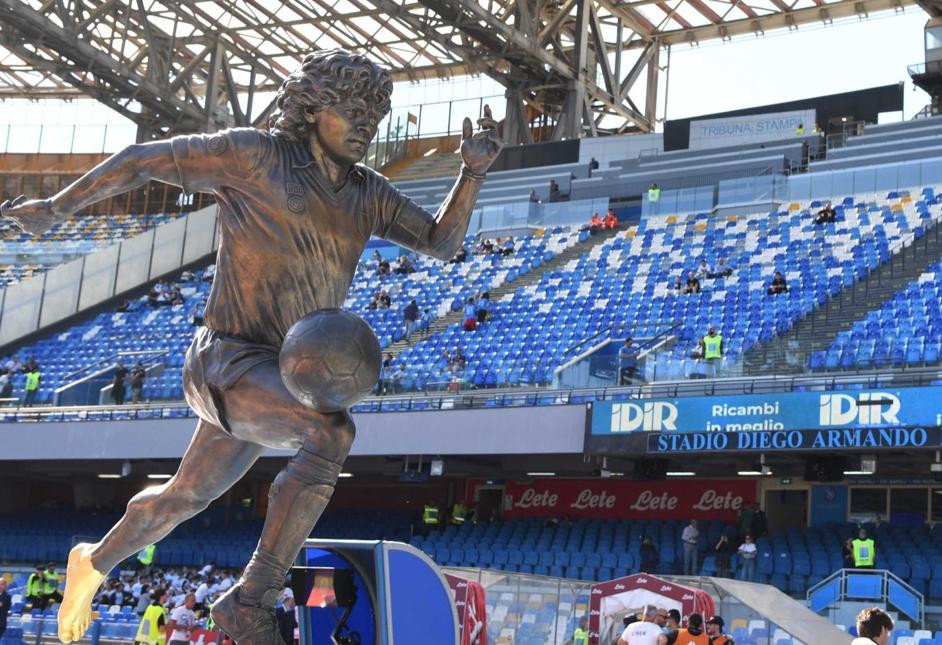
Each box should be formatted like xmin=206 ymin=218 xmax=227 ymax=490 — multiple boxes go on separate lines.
xmin=170 ymin=128 xmax=432 ymax=348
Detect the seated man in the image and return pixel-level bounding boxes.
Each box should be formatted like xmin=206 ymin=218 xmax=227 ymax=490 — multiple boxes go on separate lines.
xmin=683 ymin=271 xmax=701 ymax=295
xmin=589 ymin=213 xmax=603 ymax=233
xmin=815 ymin=202 xmax=837 ymax=224
xmin=602 ymin=210 xmax=618 ymax=230
xmin=708 ymin=258 xmax=733 ymax=279
xmin=767 ymin=271 xmax=789 ymax=295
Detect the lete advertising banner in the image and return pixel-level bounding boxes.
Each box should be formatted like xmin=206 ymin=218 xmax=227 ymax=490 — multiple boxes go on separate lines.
xmin=503 ymin=479 xmax=755 ymax=521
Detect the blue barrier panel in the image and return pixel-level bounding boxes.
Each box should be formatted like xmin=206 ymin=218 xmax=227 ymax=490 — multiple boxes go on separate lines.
xmin=809 ymin=577 xmax=841 ymax=612
xmin=888 ymin=578 xmax=920 ymax=621
xmin=847 ymin=573 xmax=882 ymax=599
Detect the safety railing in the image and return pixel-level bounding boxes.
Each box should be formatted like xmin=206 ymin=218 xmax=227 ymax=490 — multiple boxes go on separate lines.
xmin=807 ymin=568 xmax=924 ymax=627
xmin=3 ymin=365 xmax=941 ymax=422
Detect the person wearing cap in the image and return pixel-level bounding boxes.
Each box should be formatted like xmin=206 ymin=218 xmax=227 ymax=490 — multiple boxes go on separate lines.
xmin=618 ymin=604 xmax=662 ymax=645
xmin=705 ymin=616 xmax=734 ymax=644
xmin=676 ymin=612 xmax=709 ymax=645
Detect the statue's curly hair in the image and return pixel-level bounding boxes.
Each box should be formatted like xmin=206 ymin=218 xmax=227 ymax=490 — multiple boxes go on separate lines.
xmin=269 ymin=49 xmax=392 ymax=141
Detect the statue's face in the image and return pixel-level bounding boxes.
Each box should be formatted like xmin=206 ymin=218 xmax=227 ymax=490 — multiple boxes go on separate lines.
xmin=312 ymin=98 xmax=382 ymax=165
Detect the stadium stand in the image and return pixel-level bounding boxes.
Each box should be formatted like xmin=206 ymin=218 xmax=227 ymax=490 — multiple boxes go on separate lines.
xmin=0 ymin=212 xmax=185 ymax=287
xmin=814 ymin=257 xmax=942 ymax=370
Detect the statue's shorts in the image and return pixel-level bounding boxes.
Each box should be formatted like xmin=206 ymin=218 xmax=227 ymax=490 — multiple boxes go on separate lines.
xmin=183 ymin=325 xmax=279 ymax=433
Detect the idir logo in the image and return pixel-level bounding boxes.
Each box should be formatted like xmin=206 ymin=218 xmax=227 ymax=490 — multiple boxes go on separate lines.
xmin=819 ymin=393 xmax=900 ymax=426
xmin=610 ymin=401 xmax=678 ymax=432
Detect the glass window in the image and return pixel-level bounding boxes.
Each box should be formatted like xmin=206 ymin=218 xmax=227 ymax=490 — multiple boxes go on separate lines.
xmin=891 ymin=488 xmax=928 ymax=523
xmin=850 ymin=488 xmax=887 ymax=515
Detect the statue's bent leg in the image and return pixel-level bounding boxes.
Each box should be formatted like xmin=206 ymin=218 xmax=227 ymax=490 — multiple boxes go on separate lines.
xmin=57 ymin=421 xmax=262 ymax=644
xmin=210 ymin=361 xmax=355 ymax=645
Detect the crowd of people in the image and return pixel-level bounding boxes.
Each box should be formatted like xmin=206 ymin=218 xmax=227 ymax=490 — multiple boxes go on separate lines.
xmin=0 ymin=356 xmax=41 ymax=406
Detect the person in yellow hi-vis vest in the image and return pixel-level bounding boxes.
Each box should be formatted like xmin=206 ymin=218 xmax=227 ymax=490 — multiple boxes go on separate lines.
xmin=699 ymin=325 xmax=723 ymax=379
xmin=647 ymin=183 xmax=661 ymax=215
xmin=422 ymin=502 xmax=440 ymax=536
xmin=137 ymin=544 xmax=156 ymax=575
xmin=23 ymin=367 xmax=40 ymax=407
xmin=26 ymin=565 xmax=44 ymax=609
xmin=135 ymin=589 xmax=168 ymax=645
xmin=42 ymin=562 xmax=62 ymax=608
xmin=450 ymin=502 xmax=467 ymax=526
xmin=852 ymin=528 xmax=875 ymax=569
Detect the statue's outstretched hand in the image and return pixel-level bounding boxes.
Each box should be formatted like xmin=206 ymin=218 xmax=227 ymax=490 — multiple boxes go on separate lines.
xmin=1 ymin=195 xmax=59 ymax=235
xmin=460 ymin=104 xmax=503 ymax=177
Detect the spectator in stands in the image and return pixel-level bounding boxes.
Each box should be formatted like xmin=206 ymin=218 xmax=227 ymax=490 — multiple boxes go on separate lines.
xmin=451 ymin=347 xmax=467 ymax=374
xmin=393 ymin=254 xmax=414 ymax=275
xmin=194 ymin=577 xmax=211 ymax=611
xmin=681 ymin=519 xmax=699 ymax=575
xmin=852 ymin=527 xmax=875 ymax=569
xmin=463 ymin=297 xmax=478 ymax=331
xmin=476 ymin=291 xmax=490 ymax=324
xmin=402 ymin=299 xmax=420 ymax=341
xmin=670 ymin=275 xmax=683 ymax=294
xmin=3 ymin=357 xmax=21 ymax=373
xmin=815 ymin=202 xmax=837 ymax=224
xmin=529 ymin=189 xmax=539 ymax=203
xmin=699 ymin=325 xmax=723 ymax=378
xmin=796 ymin=122 xmax=805 ymax=136
xmin=548 ymin=179 xmax=560 ymax=203
xmin=677 ymin=613 xmax=707 ymax=644
xmin=684 ymin=271 xmax=701 ymax=295
xmin=695 ymin=259 xmax=712 ymax=280
xmin=603 ymin=209 xmax=618 ymax=230
xmin=116 ymin=299 xmax=130 ymax=313
xmin=276 ymin=593 xmax=297 ymax=645
xmin=112 ymin=359 xmax=128 ymax=405
xmin=618 ymin=337 xmax=639 ymax=385
xmin=618 ymin=604 xmax=662 ymax=645
xmin=0 ymin=368 xmax=12 ymax=403
xmin=852 ymin=607 xmax=893 ymax=645
xmin=647 ymin=183 xmax=660 ymax=214
xmin=376 ymin=258 xmax=390 ymax=276
xmin=767 ymin=270 xmax=788 ymax=296
xmin=131 ymin=362 xmax=146 ymax=403
xmin=478 ymin=238 xmax=495 ymax=254
xmin=379 ymin=291 xmax=391 ymax=309
xmin=713 ymin=532 xmax=733 ymax=578
xmin=390 ymin=363 xmax=407 ymax=393
xmin=170 ymin=287 xmax=184 ymax=307
xmin=192 ymin=299 xmax=206 ymax=327
xmin=201 ymin=264 xmax=215 ymax=281
xmin=377 ymin=353 xmax=393 ymax=395
xmin=588 ymin=157 xmax=599 ymax=178
xmin=418 ymin=308 xmax=432 ymax=336
xmin=707 ymin=258 xmax=733 ymax=279
xmin=589 ymin=213 xmax=603 ymax=234
xmin=737 ymin=535 xmax=757 ymax=581
xmin=23 ymin=363 xmax=41 ymax=407
xmin=0 ymin=578 xmax=9 ymax=639
xmin=26 ymin=565 xmax=44 ymax=609
xmin=749 ymin=502 xmax=767 ymax=538
xmin=640 ymin=536 xmax=659 ymax=572
xmin=167 ymin=593 xmax=197 ymax=645
xmin=450 ymin=246 xmax=468 ymax=263
xmin=705 ymin=616 xmax=733 ymax=645
xmin=501 ymin=237 xmax=514 ymax=256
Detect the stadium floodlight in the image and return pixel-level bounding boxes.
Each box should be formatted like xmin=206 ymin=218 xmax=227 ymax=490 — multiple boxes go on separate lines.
xmin=666 ymin=471 xmax=696 ymax=477
xmin=843 ymin=471 xmax=873 ymax=476
xmin=526 ymin=472 xmax=556 ymax=477
xmin=430 ymin=458 xmax=444 ymax=476
xmin=737 ymin=469 xmax=773 ymax=476
xmin=338 ymin=472 xmax=354 ymax=478
xmin=147 ymin=474 xmax=172 ymax=479
xmin=931 ymin=463 xmax=942 ymax=473
xmin=97 ymin=474 xmax=121 ymax=479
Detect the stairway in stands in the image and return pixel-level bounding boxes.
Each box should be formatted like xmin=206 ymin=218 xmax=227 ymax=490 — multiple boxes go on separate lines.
xmin=382 ymin=225 xmax=624 ymax=359
xmin=743 ymin=218 xmax=942 ymax=375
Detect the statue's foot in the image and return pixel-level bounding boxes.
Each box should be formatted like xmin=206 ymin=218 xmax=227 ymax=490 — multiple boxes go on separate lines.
xmin=57 ymin=543 xmax=106 ymax=643
xmin=211 ymin=585 xmax=286 ymax=645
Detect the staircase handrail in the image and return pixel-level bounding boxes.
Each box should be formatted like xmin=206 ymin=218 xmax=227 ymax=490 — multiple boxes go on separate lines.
xmin=806 ymin=567 xmax=924 ymax=626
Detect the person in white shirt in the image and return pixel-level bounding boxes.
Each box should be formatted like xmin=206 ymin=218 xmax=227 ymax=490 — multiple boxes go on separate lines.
xmin=618 ymin=605 xmax=663 ymax=645
xmin=681 ymin=520 xmax=699 ymax=575
xmin=218 ymin=574 xmax=234 ymax=593
xmin=738 ymin=535 xmax=758 ymax=581
xmin=194 ymin=581 xmax=210 ymax=609
xmin=167 ymin=593 xmax=197 ymax=645
xmin=198 ymin=562 xmax=214 ymax=578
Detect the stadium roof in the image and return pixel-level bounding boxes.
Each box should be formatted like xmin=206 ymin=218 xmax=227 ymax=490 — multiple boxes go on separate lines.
xmin=0 ymin=0 xmax=924 ymax=139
